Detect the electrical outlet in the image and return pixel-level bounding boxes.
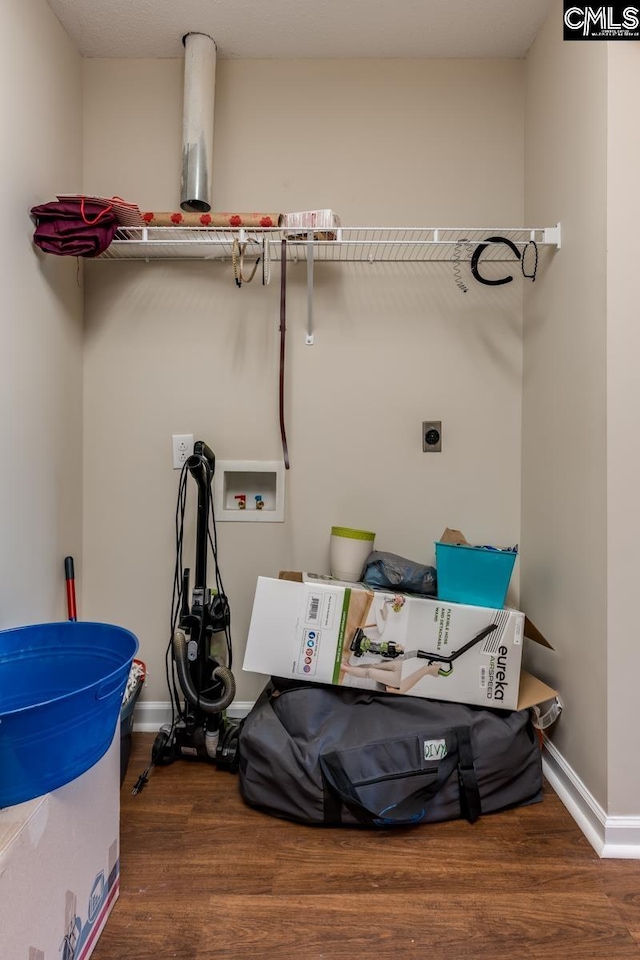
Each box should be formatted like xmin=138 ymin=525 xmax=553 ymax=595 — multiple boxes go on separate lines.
xmin=172 ymin=434 xmax=194 ymax=469
xmin=422 ymin=421 xmax=442 ymax=453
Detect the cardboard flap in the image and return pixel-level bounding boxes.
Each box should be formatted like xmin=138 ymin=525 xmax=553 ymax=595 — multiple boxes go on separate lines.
xmin=279 ymin=571 xmax=303 ymax=582
xmin=439 ymin=527 xmax=469 ymax=545
xmin=517 ymin=670 xmax=558 ymax=710
xmin=523 ymin=616 xmax=553 ymax=650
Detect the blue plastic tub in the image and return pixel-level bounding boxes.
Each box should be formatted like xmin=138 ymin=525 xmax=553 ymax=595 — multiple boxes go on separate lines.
xmin=435 ymin=541 xmax=517 ymax=609
xmin=0 ymin=621 xmax=138 ymax=808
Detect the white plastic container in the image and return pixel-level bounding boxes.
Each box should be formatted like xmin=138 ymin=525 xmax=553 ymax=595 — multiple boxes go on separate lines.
xmin=329 ymin=526 xmax=375 ymax=582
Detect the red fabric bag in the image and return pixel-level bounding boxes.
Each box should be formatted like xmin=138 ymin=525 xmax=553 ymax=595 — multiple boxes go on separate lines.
xmin=31 ymin=198 xmax=119 ymax=257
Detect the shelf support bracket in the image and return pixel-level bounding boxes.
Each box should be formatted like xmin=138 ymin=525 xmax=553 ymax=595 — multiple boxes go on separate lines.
xmin=543 ymin=222 xmax=562 ymax=249
xmin=306 ymin=229 xmax=314 ymax=344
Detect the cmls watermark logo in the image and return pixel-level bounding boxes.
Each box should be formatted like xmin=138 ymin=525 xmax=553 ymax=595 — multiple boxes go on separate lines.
xmin=563 ymin=3 xmax=640 ymax=39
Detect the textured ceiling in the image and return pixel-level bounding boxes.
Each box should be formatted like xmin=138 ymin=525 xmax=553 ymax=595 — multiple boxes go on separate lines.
xmin=46 ymin=0 xmax=553 ymax=59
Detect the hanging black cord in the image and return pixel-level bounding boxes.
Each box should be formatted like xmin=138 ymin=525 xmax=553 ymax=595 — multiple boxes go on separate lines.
xmin=470 ymin=236 xmax=521 ymax=286
xmin=521 ymin=240 xmax=538 ymax=281
xmin=207 ymin=493 xmax=233 ymax=670
xmin=166 ymin=461 xmax=189 ymax=723
xmin=279 ymin=239 xmax=290 ymax=469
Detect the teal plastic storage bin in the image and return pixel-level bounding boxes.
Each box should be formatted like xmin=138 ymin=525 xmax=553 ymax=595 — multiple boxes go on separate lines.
xmin=435 ymin=541 xmax=517 ymax=608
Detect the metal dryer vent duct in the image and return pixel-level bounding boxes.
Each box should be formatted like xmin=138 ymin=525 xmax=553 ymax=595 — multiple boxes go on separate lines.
xmin=180 ymin=32 xmax=216 ymax=212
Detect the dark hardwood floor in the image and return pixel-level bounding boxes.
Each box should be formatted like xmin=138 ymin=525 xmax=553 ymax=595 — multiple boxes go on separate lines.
xmin=92 ymin=732 xmax=640 ymax=960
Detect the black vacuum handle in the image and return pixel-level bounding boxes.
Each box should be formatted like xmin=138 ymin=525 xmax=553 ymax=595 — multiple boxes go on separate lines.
xmin=186 ymin=441 xmax=216 ymax=592
xmin=192 ymin=440 xmax=215 ymax=473
xmin=415 ymin=624 xmax=498 ymax=664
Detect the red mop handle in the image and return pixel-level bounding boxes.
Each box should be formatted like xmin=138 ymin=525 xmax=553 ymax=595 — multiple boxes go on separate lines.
xmin=64 ymin=556 xmax=77 ymax=621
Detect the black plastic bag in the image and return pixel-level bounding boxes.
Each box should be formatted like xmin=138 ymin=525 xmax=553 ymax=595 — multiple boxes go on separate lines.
xmin=362 ymin=550 xmax=437 ymax=596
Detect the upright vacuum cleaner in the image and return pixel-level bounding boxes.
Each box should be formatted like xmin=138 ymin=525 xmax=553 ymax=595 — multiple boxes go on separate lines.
xmin=134 ymin=441 xmax=240 ymax=794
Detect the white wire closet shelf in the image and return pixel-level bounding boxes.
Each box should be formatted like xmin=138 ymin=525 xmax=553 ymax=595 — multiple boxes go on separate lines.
xmin=97 ymin=224 xmax=562 ymax=262
xmin=95 ymin=223 xmax=561 ymax=344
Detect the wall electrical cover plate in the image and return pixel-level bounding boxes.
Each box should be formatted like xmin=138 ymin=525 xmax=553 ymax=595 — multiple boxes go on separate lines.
xmin=422 ymin=421 xmax=442 ymax=452
xmin=213 ymin=461 xmax=285 ymax=522
xmin=172 ymin=434 xmax=194 ymax=469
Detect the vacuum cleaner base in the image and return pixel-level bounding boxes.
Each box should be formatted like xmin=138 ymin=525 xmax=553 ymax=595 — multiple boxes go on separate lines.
xmin=152 ymin=716 xmax=241 ymax=772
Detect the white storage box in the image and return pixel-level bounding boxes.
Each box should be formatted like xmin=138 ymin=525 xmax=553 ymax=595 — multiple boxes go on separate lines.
xmin=0 ymin=731 xmax=120 ymax=960
xmin=243 ymin=574 xmax=555 ymax=711
xmin=283 ymin=209 xmax=341 ymax=239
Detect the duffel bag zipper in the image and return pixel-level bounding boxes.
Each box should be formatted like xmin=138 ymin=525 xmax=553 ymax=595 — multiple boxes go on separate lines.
xmin=354 ymin=768 xmax=439 ymax=788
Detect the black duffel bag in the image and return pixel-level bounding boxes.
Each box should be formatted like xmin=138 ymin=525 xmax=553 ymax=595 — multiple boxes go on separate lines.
xmin=238 ymin=681 xmax=542 ymax=828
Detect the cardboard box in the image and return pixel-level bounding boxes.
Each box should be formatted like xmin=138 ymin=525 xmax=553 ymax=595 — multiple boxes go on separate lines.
xmin=0 ymin=731 xmax=120 ymax=960
xmin=283 ymin=209 xmax=341 ymax=240
xmin=243 ymin=573 xmax=556 ymax=711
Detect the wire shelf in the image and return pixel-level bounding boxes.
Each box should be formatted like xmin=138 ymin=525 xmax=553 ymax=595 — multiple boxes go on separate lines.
xmin=97 ymin=225 xmax=561 ymax=263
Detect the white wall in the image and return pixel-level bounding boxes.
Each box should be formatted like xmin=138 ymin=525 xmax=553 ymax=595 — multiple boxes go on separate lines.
xmin=0 ymin=0 xmax=84 ymax=627
xmin=523 ymin=3 xmax=608 ymax=806
xmin=81 ymin=58 xmax=528 ymax=703
xmin=606 ymin=43 xmax=640 ymax=816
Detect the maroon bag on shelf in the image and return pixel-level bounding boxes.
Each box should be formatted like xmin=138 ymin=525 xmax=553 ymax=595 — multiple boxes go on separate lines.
xmin=31 ymin=198 xmax=119 ymax=257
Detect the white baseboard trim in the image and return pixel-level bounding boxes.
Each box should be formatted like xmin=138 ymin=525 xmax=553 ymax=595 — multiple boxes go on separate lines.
xmin=133 ymin=700 xmax=254 ymax=732
xmin=542 ymin=736 xmax=640 ymax=859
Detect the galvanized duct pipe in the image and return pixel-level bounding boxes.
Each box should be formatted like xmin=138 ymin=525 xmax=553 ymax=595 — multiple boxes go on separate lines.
xmin=180 ymin=32 xmax=216 ymax=212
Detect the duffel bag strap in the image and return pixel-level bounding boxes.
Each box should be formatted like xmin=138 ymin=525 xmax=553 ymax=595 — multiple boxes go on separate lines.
xmin=319 ymin=748 xmax=459 ymax=828
xmin=455 ymin=725 xmax=481 ymax=824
